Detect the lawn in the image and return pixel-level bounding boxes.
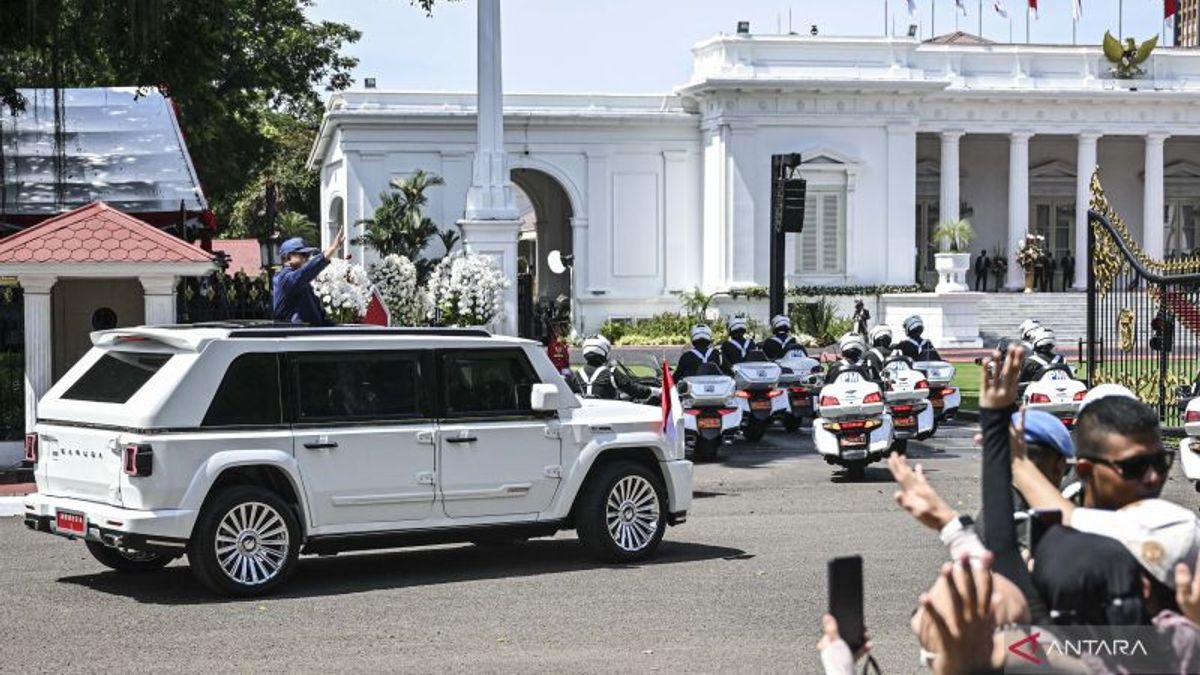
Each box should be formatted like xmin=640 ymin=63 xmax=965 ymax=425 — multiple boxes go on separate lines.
xmin=952 ymin=361 xmax=982 ymax=412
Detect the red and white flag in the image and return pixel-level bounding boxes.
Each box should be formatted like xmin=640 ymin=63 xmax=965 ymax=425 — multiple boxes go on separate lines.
xmin=362 ymin=288 xmax=391 ymax=326
xmin=1028 ymin=0 xmax=1038 ymax=16
xmin=993 ymin=1 xmax=1008 ymax=18
xmin=1072 ymin=0 xmax=1082 ymax=21
xmin=956 ymin=0 xmax=967 ymax=15
xmin=1165 ymin=0 xmax=1179 ymax=19
xmin=661 ymin=359 xmax=684 ymax=453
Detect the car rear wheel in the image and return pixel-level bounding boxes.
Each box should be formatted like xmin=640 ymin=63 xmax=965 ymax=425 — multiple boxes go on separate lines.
xmin=85 ymin=540 xmax=176 ymax=573
xmin=188 ymin=485 xmax=300 ymax=597
xmin=575 ymin=461 xmax=667 ymax=563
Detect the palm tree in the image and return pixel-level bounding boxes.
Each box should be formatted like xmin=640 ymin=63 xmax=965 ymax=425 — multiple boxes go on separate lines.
xmin=353 ymin=170 xmax=446 ymax=280
xmin=275 ymin=211 xmax=319 ymax=244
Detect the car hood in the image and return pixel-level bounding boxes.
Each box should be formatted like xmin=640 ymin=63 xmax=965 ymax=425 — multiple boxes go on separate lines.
xmin=574 ymin=398 xmax=661 ymax=425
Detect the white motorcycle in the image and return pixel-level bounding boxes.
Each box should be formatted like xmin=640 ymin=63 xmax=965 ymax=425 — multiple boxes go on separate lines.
xmin=776 ymin=348 xmax=824 ymax=432
xmin=680 ymin=364 xmax=742 ymax=462
xmin=813 ymin=369 xmax=894 ymax=480
xmin=880 ymin=356 xmax=936 ymax=455
xmin=732 ymin=355 xmax=787 ymax=443
xmin=913 ymin=353 xmax=961 ymax=430
xmin=1021 ymin=365 xmax=1088 ymax=429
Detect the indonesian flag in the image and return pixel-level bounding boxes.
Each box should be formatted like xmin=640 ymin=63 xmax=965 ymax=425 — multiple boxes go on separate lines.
xmin=956 ymin=0 xmax=967 ymax=14
xmin=1166 ymin=0 xmax=1178 ymax=19
xmin=362 ymin=288 xmax=391 ymax=326
xmin=1028 ymin=0 xmax=1037 ymax=15
xmin=661 ymin=359 xmax=684 ymax=454
xmin=1072 ymin=0 xmax=1082 ymax=21
xmin=993 ymin=1 xmax=1008 ymax=18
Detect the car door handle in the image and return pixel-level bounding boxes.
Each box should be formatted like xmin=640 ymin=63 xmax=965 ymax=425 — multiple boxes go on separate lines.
xmin=444 ymin=436 xmax=478 ymax=444
xmin=303 ymin=441 xmax=339 ymax=450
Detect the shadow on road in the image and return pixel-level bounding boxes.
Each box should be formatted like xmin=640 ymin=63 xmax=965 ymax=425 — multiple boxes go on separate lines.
xmin=56 ymin=538 xmax=747 ymax=605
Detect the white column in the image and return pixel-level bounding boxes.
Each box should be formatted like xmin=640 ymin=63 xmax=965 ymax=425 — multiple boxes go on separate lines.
xmin=700 ymin=125 xmax=728 ymax=292
xmin=1006 ymin=131 xmax=1033 ymax=289
xmin=886 ymin=122 xmax=917 ymax=284
xmin=21 ymin=275 xmax=55 ymax=435
xmin=1074 ymin=132 xmax=1101 ymax=289
xmin=1142 ymin=132 xmax=1169 ymax=261
xmin=726 ymin=123 xmax=758 ymax=287
xmin=939 ymin=130 xmax=964 ymax=228
xmin=569 ymin=215 xmax=588 ymax=332
xmin=458 ymin=0 xmax=520 ymax=335
xmin=140 ymin=276 xmax=178 ymax=326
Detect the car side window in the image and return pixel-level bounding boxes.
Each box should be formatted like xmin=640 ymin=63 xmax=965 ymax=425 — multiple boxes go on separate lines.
xmin=292 ymin=351 xmax=423 ymax=423
xmin=203 ymin=353 xmax=282 ymax=426
xmin=441 ymin=350 xmax=539 ymax=418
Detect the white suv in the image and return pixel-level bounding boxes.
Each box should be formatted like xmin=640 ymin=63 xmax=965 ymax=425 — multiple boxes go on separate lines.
xmin=23 ymin=323 xmax=692 ymax=596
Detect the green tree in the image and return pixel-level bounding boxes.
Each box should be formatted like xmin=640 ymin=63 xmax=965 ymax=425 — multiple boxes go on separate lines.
xmin=353 ymin=170 xmax=447 ymax=281
xmin=275 ymin=211 xmax=319 ymax=244
xmin=0 ymin=0 xmax=360 ymax=225
xmin=227 ymin=110 xmax=322 ymax=239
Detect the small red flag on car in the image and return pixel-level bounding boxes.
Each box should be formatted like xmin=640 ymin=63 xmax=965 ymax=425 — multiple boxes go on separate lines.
xmin=362 ymin=289 xmax=390 ymax=326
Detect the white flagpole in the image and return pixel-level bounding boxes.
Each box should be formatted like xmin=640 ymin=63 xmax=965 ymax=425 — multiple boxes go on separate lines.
xmin=1118 ymin=0 xmax=1123 ymax=40
xmin=931 ymin=0 xmax=936 ymax=36
xmin=1025 ymin=2 xmax=1029 ymax=44
xmin=979 ymin=0 xmax=984 ymax=36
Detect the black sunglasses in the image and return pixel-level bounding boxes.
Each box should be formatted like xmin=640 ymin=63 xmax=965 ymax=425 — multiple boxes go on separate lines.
xmin=1079 ymin=451 xmax=1174 ymax=480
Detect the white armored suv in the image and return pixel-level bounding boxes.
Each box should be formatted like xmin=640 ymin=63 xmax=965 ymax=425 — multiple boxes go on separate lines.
xmin=23 ymin=323 xmax=692 ymax=596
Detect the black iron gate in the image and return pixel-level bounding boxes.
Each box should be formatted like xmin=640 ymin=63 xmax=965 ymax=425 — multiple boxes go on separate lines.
xmin=1086 ymin=174 xmax=1200 ymax=428
xmin=176 ymin=272 xmax=273 ymax=323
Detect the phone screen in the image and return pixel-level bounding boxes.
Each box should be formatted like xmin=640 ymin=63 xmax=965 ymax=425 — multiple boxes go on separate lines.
xmin=827 ymin=555 xmax=865 ymax=652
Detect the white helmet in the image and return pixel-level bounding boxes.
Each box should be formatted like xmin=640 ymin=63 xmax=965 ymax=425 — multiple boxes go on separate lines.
xmin=728 ymin=316 xmax=748 ymax=333
xmin=690 ymin=324 xmax=713 ymax=343
xmin=839 ymin=333 xmax=866 ymax=357
xmin=868 ymin=324 xmax=893 ymax=345
xmin=1019 ymin=319 xmax=1042 ymax=341
xmin=582 ymin=336 xmax=610 ymax=360
xmin=903 ymin=315 xmax=924 ymax=334
xmin=770 ymin=314 xmax=792 ymax=331
xmin=1031 ymin=326 xmax=1056 ymax=351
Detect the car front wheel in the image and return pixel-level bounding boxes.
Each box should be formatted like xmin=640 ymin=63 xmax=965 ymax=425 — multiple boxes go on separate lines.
xmin=188 ymin=485 xmax=300 ymax=597
xmin=576 ymin=461 xmax=667 ymax=563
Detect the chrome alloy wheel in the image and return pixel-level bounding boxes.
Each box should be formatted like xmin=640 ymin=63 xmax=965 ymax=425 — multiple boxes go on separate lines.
xmin=605 ymin=475 xmax=660 ymax=552
xmin=215 ymin=501 xmax=290 ymax=586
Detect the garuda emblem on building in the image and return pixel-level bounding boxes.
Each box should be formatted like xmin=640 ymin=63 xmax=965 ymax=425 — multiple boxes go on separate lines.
xmin=1102 ymin=31 xmax=1157 ymax=79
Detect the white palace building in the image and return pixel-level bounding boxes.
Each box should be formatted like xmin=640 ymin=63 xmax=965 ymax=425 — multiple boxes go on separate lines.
xmin=309 ymin=28 xmax=1200 ymax=336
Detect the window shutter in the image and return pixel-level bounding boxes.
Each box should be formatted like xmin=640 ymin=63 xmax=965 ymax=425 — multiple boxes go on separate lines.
xmin=821 ymin=194 xmax=840 ymax=272
xmin=798 ymin=196 xmax=818 ymax=272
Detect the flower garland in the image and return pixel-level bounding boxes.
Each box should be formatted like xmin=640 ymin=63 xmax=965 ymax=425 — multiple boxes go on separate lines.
xmin=425 ymin=251 xmax=510 ymax=327
xmin=368 ymin=254 xmax=426 ymax=326
xmin=1015 ymin=233 xmax=1047 ymax=271
xmin=312 ymin=258 xmax=372 ymax=324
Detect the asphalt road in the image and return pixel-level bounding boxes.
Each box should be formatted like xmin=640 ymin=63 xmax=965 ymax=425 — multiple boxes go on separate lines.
xmin=1 ymin=423 xmax=1195 ymax=674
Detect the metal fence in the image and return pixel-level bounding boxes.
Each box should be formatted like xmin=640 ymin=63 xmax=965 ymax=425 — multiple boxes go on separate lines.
xmin=1086 ymin=175 xmax=1200 ymax=429
xmin=176 ymin=272 xmax=273 ymax=323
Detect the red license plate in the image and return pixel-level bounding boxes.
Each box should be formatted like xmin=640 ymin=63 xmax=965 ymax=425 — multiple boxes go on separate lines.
xmin=56 ymin=510 xmax=85 ymax=536
xmin=840 ymin=433 xmax=867 ymax=447
xmin=698 ymin=417 xmax=721 ymax=429
xmin=750 ymin=400 xmax=771 ymax=410
xmin=895 ymin=416 xmax=916 ymax=428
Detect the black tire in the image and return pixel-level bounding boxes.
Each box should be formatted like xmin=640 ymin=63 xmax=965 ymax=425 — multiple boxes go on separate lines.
xmin=782 ymin=415 xmax=802 ymax=433
xmin=187 ymin=485 xmax=300 ymax=597
xmin=85 ymin=540 xmax=176 ymax=573
xmin=891 ymin=438 xmax=909 ymax=456
xmin=845 ymin=462 xmax=867 ymax=481
xmin=692 ymin=435 xmax=721 ymax=463
xmin=743 ymin=418 xmax=768 ymax=443
xmin=575 ymin=460 xmax=667 ymax=563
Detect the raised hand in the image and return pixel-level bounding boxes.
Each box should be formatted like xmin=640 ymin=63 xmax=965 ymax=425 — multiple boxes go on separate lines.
xmin=1175 ymin=553 xmax=1200 ymax=626
xmin=979 ymin=346 xmax=1024 ymax=410
xmin=921 ymin=553 xmax=1001 ymax=675
xmin=889 ymin=452 xmax=957 ymax=531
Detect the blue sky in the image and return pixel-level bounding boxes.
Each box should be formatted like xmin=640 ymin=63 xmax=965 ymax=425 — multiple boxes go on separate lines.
xmin=307 ymin=0 xmax=1173 ymax=94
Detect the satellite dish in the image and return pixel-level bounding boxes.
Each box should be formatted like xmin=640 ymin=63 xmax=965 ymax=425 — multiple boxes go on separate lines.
xmin=547 ymin=249 xmax=572 ymax=275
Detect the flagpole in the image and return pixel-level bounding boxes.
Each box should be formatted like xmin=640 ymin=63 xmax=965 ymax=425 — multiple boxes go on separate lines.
xmin=1025 ymin=3 xmax=1030 ymax=44
xmin=978 ymin=0 xmax=983 ymax=36
xmin=1118 ymin=0 xmax=1123 ymax=40
xmin=884 ymin=0 xmax=888 ymax=36
xmin=1073 ymin=14 xmax=1077 ymax=45
xmin=931 ymin=0 xmax=936 ymax=37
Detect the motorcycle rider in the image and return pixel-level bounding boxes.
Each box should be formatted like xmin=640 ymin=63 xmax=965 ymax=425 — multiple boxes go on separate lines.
xmin=720 ymin=316 xmax=758 ymax=373
xmin=824 ymin=333 xmax=880 ymax=384
xmin=1020 ymin=326 xmax=1070 ymax=383
xmin=864 ymin=325 xmax=898 ymax=374
xmin=896 ymin=315 xmax=941 ymax=361
xmin=576 ymin=336 xmax=660 ymax=401
xmin=673 ymin=324 xmax=723 ymax=383
xmin=762 ymin=314 xmax=807 ymax=360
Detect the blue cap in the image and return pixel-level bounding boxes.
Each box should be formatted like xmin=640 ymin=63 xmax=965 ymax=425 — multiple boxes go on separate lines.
xmin=279 ymin=237 xmax=319 ymax=258
xmin=1015 ymin=409 xmax=1075 ymax=458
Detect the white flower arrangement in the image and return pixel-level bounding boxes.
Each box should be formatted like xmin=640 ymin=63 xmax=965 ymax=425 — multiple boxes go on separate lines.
xmin=368 ymin=254 xmax=427 ymax=326
xmin=312 ymin=258 xmax=372 ymax=324
xmin=425 ymin=251 xmax=510 ymax=327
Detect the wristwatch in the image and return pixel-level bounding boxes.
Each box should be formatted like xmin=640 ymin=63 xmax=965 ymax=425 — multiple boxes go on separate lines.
xmin=938 ymin=514 xmax=975 ymax=545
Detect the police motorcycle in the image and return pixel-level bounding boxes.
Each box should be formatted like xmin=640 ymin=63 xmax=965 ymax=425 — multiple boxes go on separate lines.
xmin=812 ymin=334 xmax=895 ymax=480
xmin=878 ymin=353 xmax=935 ymax=455
xmin=731 ymin=349 xmax=787 ymax=442
xmin=1018 ymin=327 xmax=1087 ymax=429
xmin=763 ymin=314 xmax=823 ymax=431
xmin=572 ymin=336 xmax=663 ymax=405
xmin=676 ymin=325 xmax=740 ymax=462
xmin=899 ymin=315 xmax=961 ymax=428
xmin=1177 ymin=387 xmax=1200 ymax=490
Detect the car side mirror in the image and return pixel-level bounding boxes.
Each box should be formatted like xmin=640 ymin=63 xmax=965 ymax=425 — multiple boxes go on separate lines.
xmin=531 ymin=383 xmax=560 ymax=411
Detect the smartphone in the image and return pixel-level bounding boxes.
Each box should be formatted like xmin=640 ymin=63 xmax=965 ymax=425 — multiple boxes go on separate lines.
xmin=1027 ymin=508 xmax=1063 ymax=550
xmin=827 ymin=555 xmax=865 ymax=652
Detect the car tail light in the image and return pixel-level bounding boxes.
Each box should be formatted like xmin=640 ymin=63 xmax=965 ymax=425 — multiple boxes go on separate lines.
xmin=1187 ymin=410 xmax=1200 ymax=424
xmin=23 ymin=434 xmax=37 ymax=463
xmin=718 ymin=407 xmax=739 ymax=416
xmin=768 ymin=389 xmax=785 ymax=398
xmin=684 ymin=409 xmax=702 ymax=416
xmin=789 ymin=387 xmax=807 ymax=395
xmin=892 ymin=405 xmax=913 ymax=413
xmin=820 ymin=396 xmax=840 ymax=406
xmin=735 ymin=390 xmax=751 ymax=399
xmin=840 ymin=420 xmax=866 ymax=430
xmin=123 ymin=443 xmax=153 ymax=477
xmin=916 ymin=380 xmax=929 ymax=390
xmin=1029 ymin=393 xmax=1051 ymax=404
xmin=1074 ymin=390 xmax=1087 ymax=401
xmin=863 ymin=392 xmax=883 ymax=404
xmin=1061 ymin=417 xmax=1075 ymax=428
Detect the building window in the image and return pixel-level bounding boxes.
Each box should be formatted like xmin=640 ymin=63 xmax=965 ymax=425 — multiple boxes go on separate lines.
xmin=1165 ymin=199 xmax=1200 ymax=257
xmin=794 ymin=190 xmax=845 ymax=275
xmin=1030 ymin=198 xmax=1076 ymax=260
xmin=915 ymin=199 xmax=940 ymax=276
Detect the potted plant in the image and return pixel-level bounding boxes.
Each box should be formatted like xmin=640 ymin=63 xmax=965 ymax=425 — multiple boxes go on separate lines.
xmin=931 ymin=218 xmax=974 ymax=293
xmin=1015 ymin=233 xmax=1047 ymax=293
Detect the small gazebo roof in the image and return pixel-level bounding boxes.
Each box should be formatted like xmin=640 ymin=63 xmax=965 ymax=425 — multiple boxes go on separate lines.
xmin=0 ymin=201 xmax=213 ymax=264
